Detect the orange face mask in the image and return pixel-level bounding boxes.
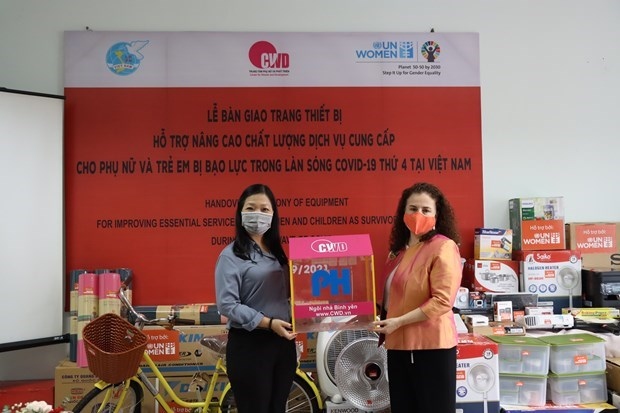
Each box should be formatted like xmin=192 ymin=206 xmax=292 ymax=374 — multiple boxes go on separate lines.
xmin=403 ymin=212 xmax=436 ymax=236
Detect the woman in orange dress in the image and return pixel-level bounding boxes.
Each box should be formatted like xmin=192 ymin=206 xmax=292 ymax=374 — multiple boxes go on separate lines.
xmin=373 ymin=182 xmax=462 ymax=413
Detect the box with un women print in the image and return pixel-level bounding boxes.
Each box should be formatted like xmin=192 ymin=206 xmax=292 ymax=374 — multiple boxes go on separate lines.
xmin=456 ymin=333 xmax=500 ymax=413
xmin=288 ymin=234 xmax=377 ymax=333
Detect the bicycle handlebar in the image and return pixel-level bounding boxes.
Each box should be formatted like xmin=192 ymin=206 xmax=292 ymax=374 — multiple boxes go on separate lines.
xmin=117 ymin=284 xmax=196 ymax=329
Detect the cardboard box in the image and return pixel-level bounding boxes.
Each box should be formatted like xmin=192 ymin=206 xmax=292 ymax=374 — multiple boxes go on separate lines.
xmin=141 ymin=324 xmax=228 ymax=376
xmin=474 ymin=228 xmax=513 ymax=260
xmin=297 ymin=331 xmax=317 ymax=372
xmin=456 ymin=333 xmax=500 ymax=413
xmin=525 ymin=306 xmax=554 ymax=315
xmin=608 ymin=357 xmax=620 ymax=394
xmin=562 ymin=307 xmax=620 ymax=318
xmin=493 ymin=301 xmax=513 ymax=322
xmin=464 ymin=319 xmax=526 ymax=336
xmin=509 ymin=197 xmax=565 ymax=251
xmin=566 ymin=222 xmax=620 ymax=269
xmin=54 ymin=359 xmax=99 ymax=411
xmin=465 ymin=314 xmax=489 ymax=326
xmin=462 ymin=259 xmax=520 ymax=293
xmin=0 ymin=379 xmax=55 ymax=407
xmin=514 ymin=250 xmax=582 ymax=307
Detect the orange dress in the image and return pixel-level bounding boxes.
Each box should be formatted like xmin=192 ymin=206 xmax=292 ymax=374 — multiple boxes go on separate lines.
xmin=383 ymin=235 xmax=462 ymax=350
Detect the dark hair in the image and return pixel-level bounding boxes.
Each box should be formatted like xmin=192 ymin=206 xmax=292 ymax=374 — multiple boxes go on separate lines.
xmin=232 ymin=183 xmax=288 ymax=265
xmin=388 ymin=182 xmax=461 ymax=253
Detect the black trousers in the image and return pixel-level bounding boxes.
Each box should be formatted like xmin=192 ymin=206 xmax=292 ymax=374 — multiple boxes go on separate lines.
xmin=387 ymin=346 xmax=457 ymax=413
xmin=226 ymin=327 xmax=297 ymax=413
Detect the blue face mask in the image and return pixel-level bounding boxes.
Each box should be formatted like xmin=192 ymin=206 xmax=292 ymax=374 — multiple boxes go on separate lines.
xmin=241 ymin=212 xmax=273 ymax=235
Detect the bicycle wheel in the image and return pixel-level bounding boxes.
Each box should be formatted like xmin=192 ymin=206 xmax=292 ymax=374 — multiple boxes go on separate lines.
xmin=72 ymin=380 xmax=143 ymax=413
xmin=285 ymin=374 xmax=321 ymax=413
xmin=219 ymin=374 xmax=320 ymax=413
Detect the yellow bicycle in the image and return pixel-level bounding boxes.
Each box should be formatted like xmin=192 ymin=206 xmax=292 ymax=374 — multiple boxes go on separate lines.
xmin=72 ymin=286 xmax=323 ymax=413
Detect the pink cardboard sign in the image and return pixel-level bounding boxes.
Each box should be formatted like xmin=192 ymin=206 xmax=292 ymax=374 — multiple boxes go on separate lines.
xmin=289 ymin=234 xmax=377 ymax=332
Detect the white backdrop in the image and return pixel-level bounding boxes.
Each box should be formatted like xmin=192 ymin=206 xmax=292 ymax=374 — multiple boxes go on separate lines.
xmin=0 ymin=0 xmax=618 ymax=380
xmin=0 ymin=90 xmax=64 ymax=351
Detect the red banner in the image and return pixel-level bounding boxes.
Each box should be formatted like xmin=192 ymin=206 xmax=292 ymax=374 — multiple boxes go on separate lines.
xmin=64 ymin=32 xmax=483 ymax=305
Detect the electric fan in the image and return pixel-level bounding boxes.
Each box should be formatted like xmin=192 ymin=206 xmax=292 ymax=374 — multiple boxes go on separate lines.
xmin=467 ymin=363 xmax=495 ymax=413
xmin=333 ymin=336 xmax=390 ymax=411
xmin=316 ymin=323 xmax=378 ymax=401
xmin=557 ymin=266 xmax=580 ymax=310
xmin=315 ymin=316 xmax=390 ymax=412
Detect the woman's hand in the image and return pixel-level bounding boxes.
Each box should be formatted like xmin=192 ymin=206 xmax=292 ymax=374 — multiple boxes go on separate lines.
xmin=372 ymin=308 xmax=427 ymax=335
xmin=270 ymin=318 xmax=297 ymax=340
xmin=372 ymin=317 xmax=403 ymax=335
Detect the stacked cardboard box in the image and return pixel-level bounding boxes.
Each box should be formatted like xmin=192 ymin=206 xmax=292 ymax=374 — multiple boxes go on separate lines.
xmin=512 ymin=250 xmax=583 ymax=312
xmin=456 ymin=333 xmax=501 ymax=413
xmin=566 ymin=222 xmax=620 ymax=269
xmin=509 ymin=197 xmax=565 ymax=252
xmin=462 ymin=228 xmax=519 ymax=317
xmin=509 ymin=197 xmax=585 ymax=313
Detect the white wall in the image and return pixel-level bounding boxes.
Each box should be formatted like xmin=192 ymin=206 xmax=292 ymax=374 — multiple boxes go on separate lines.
xmin=0 ymin=0 xmax=618 ymax=380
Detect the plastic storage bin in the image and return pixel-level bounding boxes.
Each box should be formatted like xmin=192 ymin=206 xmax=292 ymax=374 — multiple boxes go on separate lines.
xmin=548 ymin=372 xmax=608 ymax=405
xmin=489 ymin=335 xmax=550 ymax=376
xmin=499 ymin=374 xmax=547 ymax=406
xmin=538 ymin=333 xmax=606 ymax=374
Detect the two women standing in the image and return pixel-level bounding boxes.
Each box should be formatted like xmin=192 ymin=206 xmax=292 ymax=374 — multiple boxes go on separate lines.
xmin=215 ymin=181 xmax=462 ymax=413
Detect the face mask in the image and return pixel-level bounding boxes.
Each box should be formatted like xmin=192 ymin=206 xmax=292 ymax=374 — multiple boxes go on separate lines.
xmin=404 ymin=211 xmax=436 ymax=236
xmin=241 ymin=212 xmax=273 ymax=235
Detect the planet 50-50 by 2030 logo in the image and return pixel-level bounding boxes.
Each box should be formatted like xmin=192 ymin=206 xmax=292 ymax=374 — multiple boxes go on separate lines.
xmin=106 ymin=40 xmax=150 ymax=76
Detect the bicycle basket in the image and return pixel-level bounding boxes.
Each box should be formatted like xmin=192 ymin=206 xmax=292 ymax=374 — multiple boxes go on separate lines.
xmin=82 ymin=313 xmax=147 ymax=383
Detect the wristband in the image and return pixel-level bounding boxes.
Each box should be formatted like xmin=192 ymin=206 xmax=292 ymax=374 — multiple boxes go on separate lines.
xmin=268 ymin=317 xmax=274 ymax=330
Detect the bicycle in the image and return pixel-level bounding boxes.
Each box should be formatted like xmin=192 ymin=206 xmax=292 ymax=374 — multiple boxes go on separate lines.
xmin=72 ymin=285 xmax=323 ymax=413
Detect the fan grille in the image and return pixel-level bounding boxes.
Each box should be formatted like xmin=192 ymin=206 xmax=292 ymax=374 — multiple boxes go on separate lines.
xmin=334 ymin=336 xmax=390 ymax=411
xmin=325 ymin=329 xmax=377 ymax=386
xmin=557 ymin=267 xmax=579 ymax=289
xmin=467 ymin=363 xmax=495 ymax=393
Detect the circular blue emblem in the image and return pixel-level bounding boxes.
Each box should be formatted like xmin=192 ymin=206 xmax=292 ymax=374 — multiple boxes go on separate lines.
xmin=106 ymin=42 xmax=142 ymax=76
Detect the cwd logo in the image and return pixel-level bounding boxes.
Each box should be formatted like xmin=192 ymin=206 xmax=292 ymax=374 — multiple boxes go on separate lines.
xmin=310 ymin=239 xmax=348 ymax=253
xmin=248 ymin=41 xmax=290 ymax=69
